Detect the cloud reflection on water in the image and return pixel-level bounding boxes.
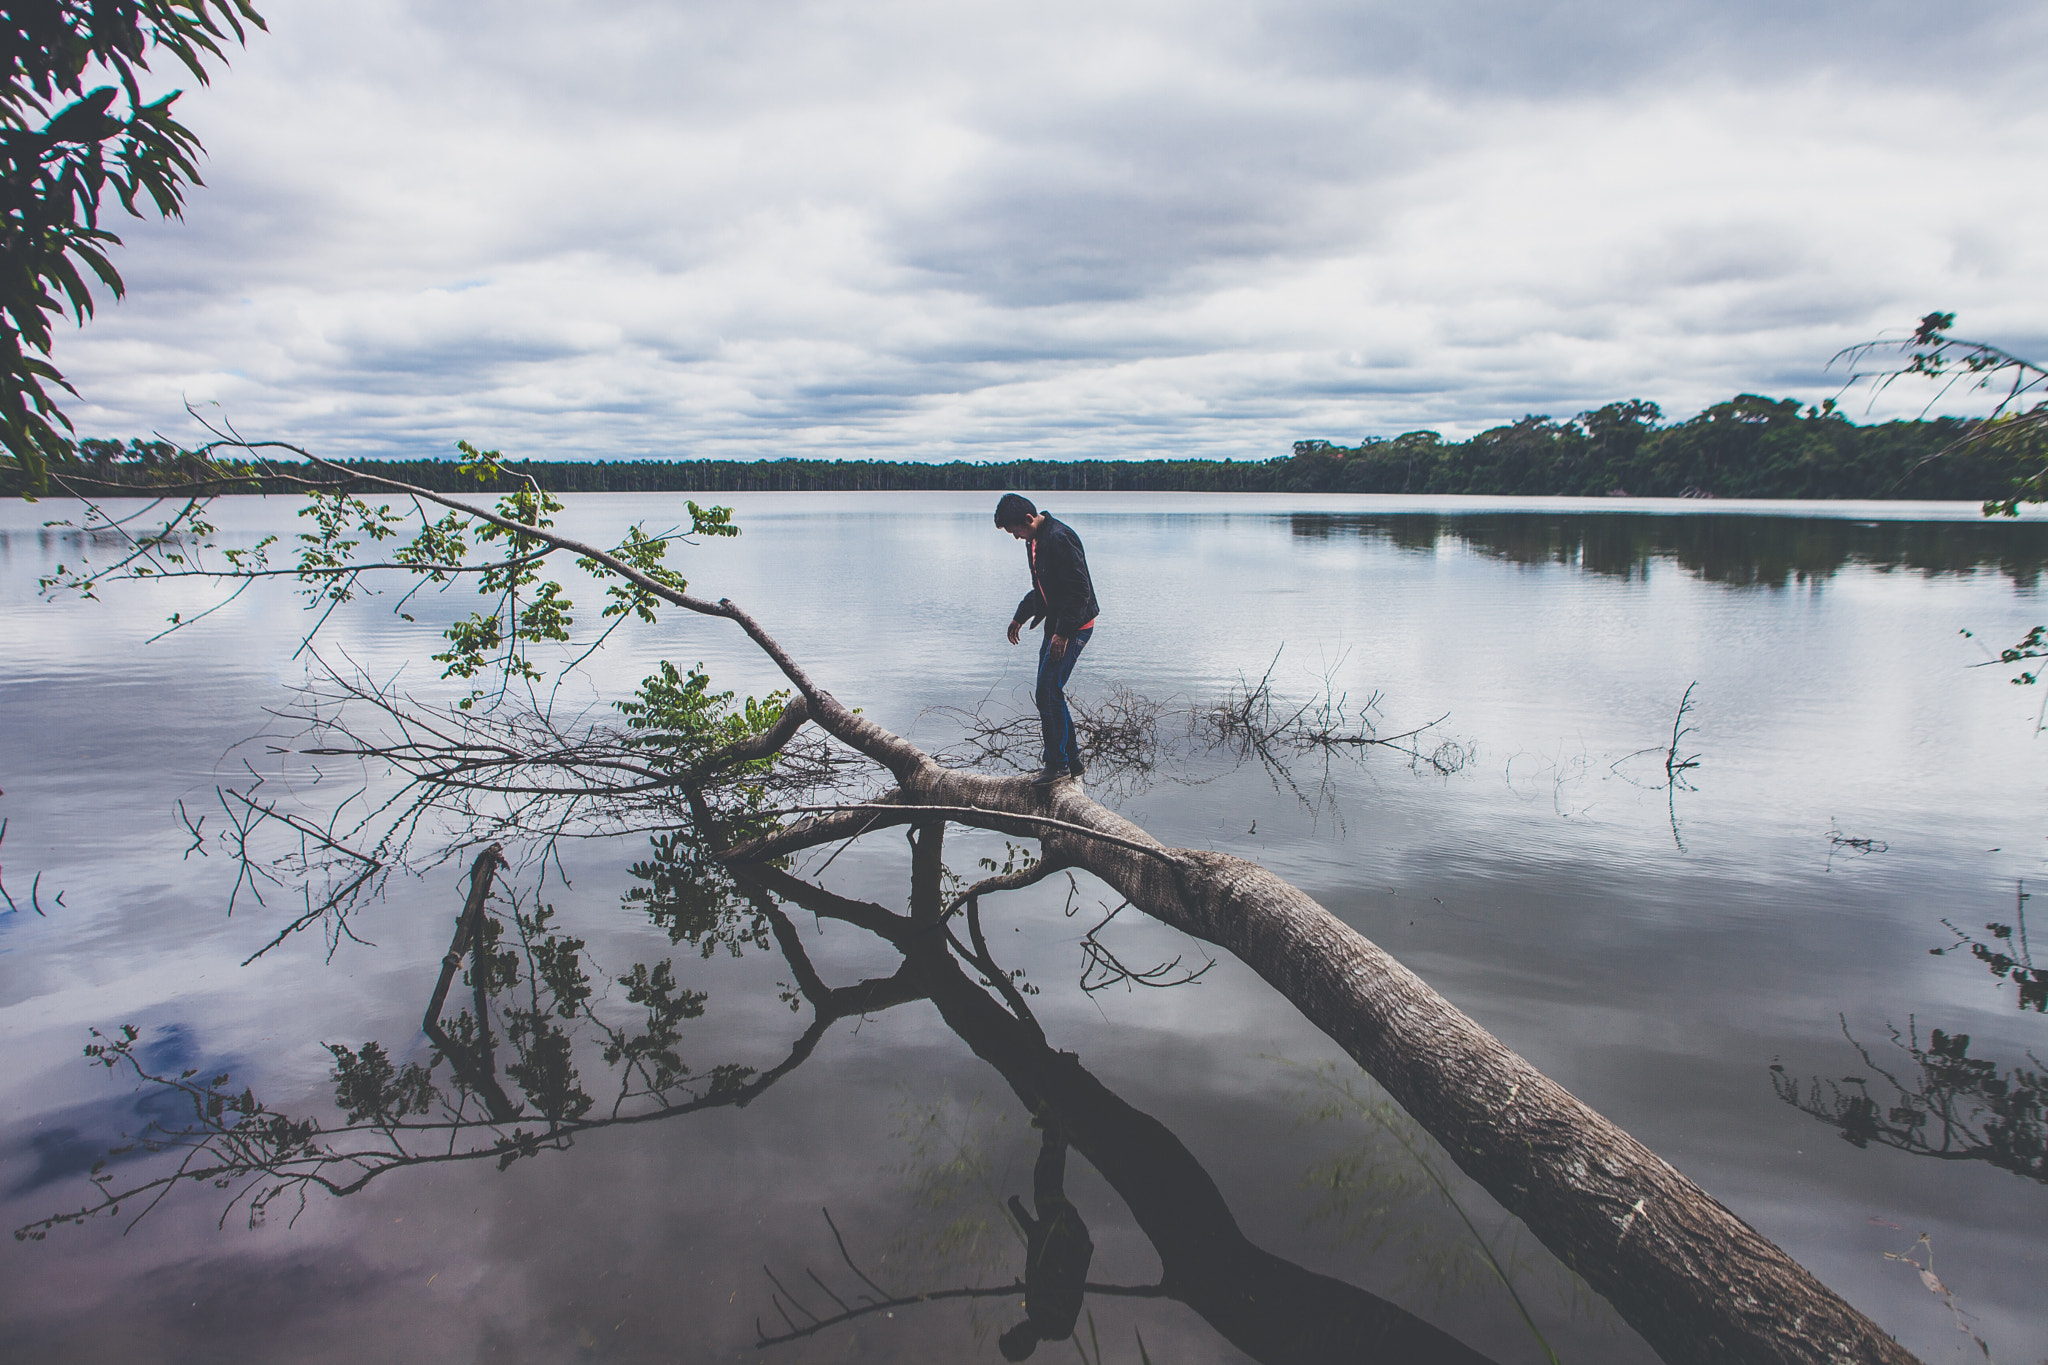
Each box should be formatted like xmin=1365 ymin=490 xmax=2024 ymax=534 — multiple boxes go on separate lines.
xmin=4 ymin=494 xmax=2047 ymax=1359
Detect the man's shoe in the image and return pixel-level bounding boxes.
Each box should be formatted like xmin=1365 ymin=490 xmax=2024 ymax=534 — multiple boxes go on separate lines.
xmin=1031 ymin=765 xmax=1065 ymax=787
xmin=1067 ymin=757 xmax=1085 ymax=781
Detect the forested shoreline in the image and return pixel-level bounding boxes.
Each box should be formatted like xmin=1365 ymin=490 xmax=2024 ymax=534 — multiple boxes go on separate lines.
xmin=23 ymin=393 xmax=2004 ymax=499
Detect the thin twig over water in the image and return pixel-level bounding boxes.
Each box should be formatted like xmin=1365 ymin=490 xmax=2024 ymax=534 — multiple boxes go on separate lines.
xmin=1075 ymin=897 xmax=1215 ymax=995
xmin=1609 ymin=682 xmax=1704 ymax=851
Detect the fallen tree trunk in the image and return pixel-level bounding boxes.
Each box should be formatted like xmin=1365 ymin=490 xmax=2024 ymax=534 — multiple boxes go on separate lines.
xmin=727 ymin=767 xmax=1916 ymax=1365
xmin=707 ymin=643 xmax=1916 ymax=1365
xmin=298 ymin=462 xmax=1919 ymax=1365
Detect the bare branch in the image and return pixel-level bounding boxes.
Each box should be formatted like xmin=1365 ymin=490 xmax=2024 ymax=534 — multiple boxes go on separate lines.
xmin=943 ymin=854 xmax=1069 ymax=921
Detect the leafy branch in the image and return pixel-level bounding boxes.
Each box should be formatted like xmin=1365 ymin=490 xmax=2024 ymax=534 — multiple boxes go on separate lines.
xmin=1834 ymin=312 xmax=2048 ymax=517
xmin=37 ymin=433 xmax=737 ymax=711
xmin=2 ymin=1 xmax=266 ymax=488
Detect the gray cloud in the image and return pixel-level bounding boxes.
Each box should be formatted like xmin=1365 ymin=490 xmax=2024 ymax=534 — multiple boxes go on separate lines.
xmin=49 ymin=0 xmax=2048 ymax=460
xmin=1255 ymin=0 xmax=2046 ymax=97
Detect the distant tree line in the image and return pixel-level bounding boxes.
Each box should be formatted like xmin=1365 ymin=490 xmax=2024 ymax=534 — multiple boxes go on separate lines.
xmin=1283 ymin=396 xmax=1990 ymax=499
xmin=10 ymin=393 xmax=2003 ymax=499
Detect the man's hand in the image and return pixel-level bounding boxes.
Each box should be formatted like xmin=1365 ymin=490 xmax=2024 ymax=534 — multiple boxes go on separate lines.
xmin=1007 ymin=620 xmax=1022 ymax=645
xmin=1047 ymin=633 xmax=1068 ymax=662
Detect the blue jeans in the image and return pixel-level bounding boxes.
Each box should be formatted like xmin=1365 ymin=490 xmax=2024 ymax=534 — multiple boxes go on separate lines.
xmin=1036 ymin=626 xmax=1092 ymax=770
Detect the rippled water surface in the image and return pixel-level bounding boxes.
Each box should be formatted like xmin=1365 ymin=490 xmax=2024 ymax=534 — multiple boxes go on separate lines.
xmin=3 ymin=492 xmax=2045 ymax=1364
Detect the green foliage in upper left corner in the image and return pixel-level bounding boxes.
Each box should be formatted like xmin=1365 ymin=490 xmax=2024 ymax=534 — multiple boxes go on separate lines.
xmin=2 ymin=0 xmax=267 ymax=493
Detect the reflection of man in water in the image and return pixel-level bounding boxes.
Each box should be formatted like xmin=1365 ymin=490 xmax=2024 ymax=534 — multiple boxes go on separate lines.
xmin=1000 ymin=1110 xmax=1094 ymax=1360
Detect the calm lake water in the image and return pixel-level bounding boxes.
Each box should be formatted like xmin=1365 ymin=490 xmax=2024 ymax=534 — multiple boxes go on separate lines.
xmin=2 ymin=491 xmax=2045 ymax=1364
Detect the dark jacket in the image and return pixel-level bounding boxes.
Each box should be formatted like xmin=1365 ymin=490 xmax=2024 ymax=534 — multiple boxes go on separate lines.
xmin=1012 ymin=514 xmax=1100 ymax=638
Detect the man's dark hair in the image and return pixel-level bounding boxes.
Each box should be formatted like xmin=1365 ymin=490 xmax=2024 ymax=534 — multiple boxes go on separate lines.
xmin=998 ymin=1322 xmax=1041 ymax=1360
xmin=994 ymin=493 xmax=1038 ymax=528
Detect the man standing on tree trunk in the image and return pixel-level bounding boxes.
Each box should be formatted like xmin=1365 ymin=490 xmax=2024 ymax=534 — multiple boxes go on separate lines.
xmin=995 ymin=494 xmax=1099 ymax=787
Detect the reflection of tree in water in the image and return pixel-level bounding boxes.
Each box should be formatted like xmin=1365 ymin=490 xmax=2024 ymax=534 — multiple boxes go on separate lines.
xmin=18 ymin=852 xmax=816 ymax=1234
xmin=1935 ymin=890 xmax=2046 ymax=1015
xmin=1772 ymin=1023 xmax=2045 ymax=1184
xmin=740 ymin=854 xmax=1501 ymax=1363
xmin=1773 ymin=887 xmax=2046 ymax=1184
xmin=18 ymin=825 xmax=1505 ymax=1364
xmin=1289 ymin=511 xmax=2048 ymax=590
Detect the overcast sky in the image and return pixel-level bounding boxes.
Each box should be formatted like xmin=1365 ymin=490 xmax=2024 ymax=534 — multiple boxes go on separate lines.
xmin=57 ymin=0 xmax=2048 ymax=462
